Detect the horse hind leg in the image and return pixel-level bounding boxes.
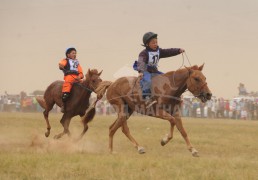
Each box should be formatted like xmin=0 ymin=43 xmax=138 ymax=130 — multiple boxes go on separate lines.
xmin=109 ymin=117 xmax=121 ymax=153
xmin=121 ymin=120 xmax=145 ymax=154
xmin=36 ymin=96 xmax=51 ymax=137
xmin=119 ymin=107 xmax=145 ymax=154
xmin=43 ymin=110 xmax=51 ymax=137
xmin=109 ymin=104 xmax=145 ymax=154
xmin=109 ymin=104 xmax=129 ymax=154
xmin=43 ymin=102 xmax=55 ymax=137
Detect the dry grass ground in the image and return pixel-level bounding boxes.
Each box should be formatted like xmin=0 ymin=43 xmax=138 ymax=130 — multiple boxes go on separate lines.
xmin=0 ymin=112 xmax=258 ymax=180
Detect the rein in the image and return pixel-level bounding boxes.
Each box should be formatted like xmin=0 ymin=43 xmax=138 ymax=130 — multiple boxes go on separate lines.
xmin=172 ymin=53 xmax=208 ymax=98
xmin=64 ymin=72 xmax=95 ymax=93
xmin=172 ymin=52 xmax=192 ymax=87
xmin=74 ymin=81 xmax=94 ymax=93
xmin=131 ymin=76 xmax=140 ymax=96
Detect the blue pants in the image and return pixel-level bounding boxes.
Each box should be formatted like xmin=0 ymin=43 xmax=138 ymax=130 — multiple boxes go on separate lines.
xmin=140 ymin=71 xmax=163 ymax=99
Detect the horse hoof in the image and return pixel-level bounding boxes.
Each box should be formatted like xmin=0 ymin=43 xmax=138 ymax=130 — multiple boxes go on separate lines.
xmin=161 ymin=135 xmax=170 ymax=146
xmin=161 ymin=139 xmax=167 ymax=146
xmin=191 ymin=148 xmax=199 ymax=157
xmin=45 ymin=132 xmax=50 ymax=137
xmin=161 ymin=135 xmax=169 ymax=146
xmin=192 ymin=151 xmax=199 ymax=157
xmin=137 ymin=147 xmax=145 ymax=154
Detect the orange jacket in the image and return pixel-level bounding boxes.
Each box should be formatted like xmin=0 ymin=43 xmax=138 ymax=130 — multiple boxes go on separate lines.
xmin=59 ymin=58 xmax=84 ymax=79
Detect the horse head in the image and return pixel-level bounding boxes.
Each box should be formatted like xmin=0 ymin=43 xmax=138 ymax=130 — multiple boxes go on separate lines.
xmin=85 ymin=69 xmax=103 ymax=92
xmin=185 ymin=64 xmax=212 ymax=102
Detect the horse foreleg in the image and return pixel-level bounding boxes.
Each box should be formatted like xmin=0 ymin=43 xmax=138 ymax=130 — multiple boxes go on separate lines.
xmin=161 ymin=121 xmax=175 ymax=146
xmin=75 ymin=117 xmax=90 ymax=142
xmin=43 ymin=110 xmax=51 ymax=137
xmin=174 ymin=115 xmax=199 ymax=157
xmin=155 ymin=109 xmax=176 ymax=146
xmin=54 ymin=114 xmax=71 ymax=139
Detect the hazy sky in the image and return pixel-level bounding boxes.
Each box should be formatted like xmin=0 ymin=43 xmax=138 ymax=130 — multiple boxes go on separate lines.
xmin=1 ymin=0 xmax=258 ymax=98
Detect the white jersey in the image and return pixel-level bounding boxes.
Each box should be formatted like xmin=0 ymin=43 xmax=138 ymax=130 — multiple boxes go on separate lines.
xmin=68 ymin=59 xmax=79 ymax=71
xmin=147 ymin=49 xmax=160 ymax=67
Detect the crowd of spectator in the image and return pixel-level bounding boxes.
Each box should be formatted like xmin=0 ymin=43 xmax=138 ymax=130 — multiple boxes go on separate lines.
xmin=1 ymin=89 xmax=258 ymax=121
xmin=0 ymin=92 xmax=44 ymax=112
xmin=181 ymin=96 xmax=258 ymax=120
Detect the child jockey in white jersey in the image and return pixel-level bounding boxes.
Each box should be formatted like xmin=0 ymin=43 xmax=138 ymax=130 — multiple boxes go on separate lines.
xmin=133 ymin=32 xmax=185 ymax=108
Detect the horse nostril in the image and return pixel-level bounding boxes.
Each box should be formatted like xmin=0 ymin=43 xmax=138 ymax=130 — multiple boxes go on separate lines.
xmin=207 ymin=92 xmax=212 ymax=99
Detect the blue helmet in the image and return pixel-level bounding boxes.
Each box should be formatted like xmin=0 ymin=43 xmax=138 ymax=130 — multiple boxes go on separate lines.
xmin=65 ymin=47 xmax=76 ymax=57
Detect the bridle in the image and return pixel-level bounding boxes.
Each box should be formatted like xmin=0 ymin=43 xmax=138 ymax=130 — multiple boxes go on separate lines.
xmin=71 ymin=74 xmax=100 ymax=93
xmin=187 ymin=71 xmax=208 ymax=98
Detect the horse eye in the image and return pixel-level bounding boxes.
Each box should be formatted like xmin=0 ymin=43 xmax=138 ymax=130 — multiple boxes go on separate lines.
xmin=194 ymin=77 xmax=200 ymax=82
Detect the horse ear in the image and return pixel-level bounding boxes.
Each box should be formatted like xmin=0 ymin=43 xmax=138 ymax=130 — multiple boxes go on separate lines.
xmin=184 ymin=66 xmax=193 ymax=74
xmin=87 ymin=68 xmax=92 ymax=76
xmin=98 ymin=70 xmax=103 ymax=76
xmin=199 ymin=63 xmax=205 ymax=71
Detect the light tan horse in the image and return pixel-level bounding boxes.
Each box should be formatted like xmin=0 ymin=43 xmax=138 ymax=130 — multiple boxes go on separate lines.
xmin=85 ymin=64 xmax=212 ymax=156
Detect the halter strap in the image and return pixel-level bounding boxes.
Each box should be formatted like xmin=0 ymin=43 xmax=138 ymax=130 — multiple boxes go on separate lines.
xmin=188 ymin=75 xmax=208 ymax=97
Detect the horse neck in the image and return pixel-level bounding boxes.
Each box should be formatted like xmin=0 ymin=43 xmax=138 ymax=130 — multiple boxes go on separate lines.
xmin=80 ymin=79 xmax=93 ymax=95
xmin=82 ymin=78 xmax=90 ymax=87
xmin=165 ymin=69 xmax=189 ymax=97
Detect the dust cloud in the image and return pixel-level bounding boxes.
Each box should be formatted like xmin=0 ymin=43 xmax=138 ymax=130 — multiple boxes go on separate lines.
xmin=0 ymin=132 xmax=105 ymax=154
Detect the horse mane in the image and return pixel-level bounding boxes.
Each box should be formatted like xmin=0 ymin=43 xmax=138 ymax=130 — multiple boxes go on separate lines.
xmin=164 ymin=65 xmax=199 ymax=77
xmin=161 ymin=65 xmax=200 ymax=97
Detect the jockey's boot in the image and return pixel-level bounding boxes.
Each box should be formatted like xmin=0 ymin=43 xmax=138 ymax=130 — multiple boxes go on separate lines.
xmin=145 ymin=96 xmax=157 ymax=109
xmin=61 ymin=92 xmax=70 ymax=113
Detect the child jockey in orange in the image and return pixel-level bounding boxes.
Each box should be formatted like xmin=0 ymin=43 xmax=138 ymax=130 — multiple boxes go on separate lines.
xmin=59 ymin=47 xmax=84 ymax=112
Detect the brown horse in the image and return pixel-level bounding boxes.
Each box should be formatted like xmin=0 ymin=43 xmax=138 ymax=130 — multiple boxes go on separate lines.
xmin=36 ymin=69 xmax=102 ymax=140
xmin=88 ymin=64 xmax=212 ymax=157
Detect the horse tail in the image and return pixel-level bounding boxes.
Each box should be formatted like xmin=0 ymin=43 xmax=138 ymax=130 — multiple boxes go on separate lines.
xmin=36 ymin=96 xmax=46 ymax=109
xmin=82 ymin=104 xmax=96 ymax=123
xmin=82 ymin=81 xmax=113 ymax=123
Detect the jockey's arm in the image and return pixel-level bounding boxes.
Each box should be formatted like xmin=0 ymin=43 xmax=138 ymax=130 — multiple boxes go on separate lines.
xmin=137 ymin=51 xmax=149 ymax=80
xmin=159 ymin=48 xmax=184 ymax=58
xmin=59 ymin=59 xmax=67 ymax=70
xmin=137 ymin=51 xmax=148 ymax=73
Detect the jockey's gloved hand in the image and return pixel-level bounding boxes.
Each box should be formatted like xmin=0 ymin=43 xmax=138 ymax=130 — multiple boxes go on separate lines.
xmin=59 ymin=63 xmax=65 ymax=70
xmin=179 ymin=48 xmax=185 ymax=53
xmin=75 ymin=76 xmax=83 ymax=82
